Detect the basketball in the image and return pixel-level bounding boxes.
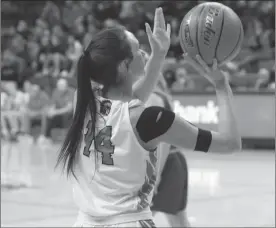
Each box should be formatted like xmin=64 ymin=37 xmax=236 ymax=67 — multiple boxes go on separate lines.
xmin=179 ymin=2 xmax=244 ymax=66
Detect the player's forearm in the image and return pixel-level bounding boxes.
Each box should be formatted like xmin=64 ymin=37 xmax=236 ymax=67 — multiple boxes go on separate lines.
xmin=132 ymin=54 xmax=165 ymax=103
xmin=215 ymin=79 xmax=242 ymax=151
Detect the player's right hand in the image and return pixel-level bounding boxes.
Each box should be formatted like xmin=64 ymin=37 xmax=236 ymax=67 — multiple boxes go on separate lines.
xmin=145 ymin=7 xmax=171 ymax=57
xmin=183 ymin=54 xmax=228 ymax=87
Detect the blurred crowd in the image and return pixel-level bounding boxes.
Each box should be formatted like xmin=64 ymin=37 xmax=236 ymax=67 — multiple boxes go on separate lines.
xmin=1 ymin=0 xmax=275 ymax=140
xmin=1 ymin=79 xmax=74 ymax=142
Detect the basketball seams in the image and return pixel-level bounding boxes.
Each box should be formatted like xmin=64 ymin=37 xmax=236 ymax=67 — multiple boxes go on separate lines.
xmin=221 ymin=22 xmax=242 ymax=63
xmin=179 ymin=18 xmax=187 ymax=53
xmin=196 ymin=5 xmax=206 ymax=61
xmin=179 ymin=2 xmax=244 ymax=66
xmin=179 ymin=6 xmax=198 ymax=54
xmin=214 ymin=8 xmax=225 ymax=60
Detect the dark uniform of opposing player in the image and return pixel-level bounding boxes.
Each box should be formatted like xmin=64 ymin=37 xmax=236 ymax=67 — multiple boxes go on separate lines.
xmin=148 ymin=77 xmax=190 ymax=227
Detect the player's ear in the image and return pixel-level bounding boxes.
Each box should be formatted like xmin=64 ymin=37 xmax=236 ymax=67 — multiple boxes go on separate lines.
xmin=116 ymin=60 xmax=129 ymax=84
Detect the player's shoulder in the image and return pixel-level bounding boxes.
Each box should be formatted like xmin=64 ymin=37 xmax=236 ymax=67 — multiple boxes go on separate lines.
xmin=128 ymin=99 xmax=156 ymax=150
xmin=128 ymin=97 xmax=169 ymax=126
xmin=128 ymin=99 xmax=144 ymax=126
xmin=128 ymin=97 xmax=174 ymax=149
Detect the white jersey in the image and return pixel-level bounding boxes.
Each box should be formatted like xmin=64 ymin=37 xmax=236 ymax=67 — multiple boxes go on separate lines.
xmin=72 ymin=97 xmax=158 ymax=225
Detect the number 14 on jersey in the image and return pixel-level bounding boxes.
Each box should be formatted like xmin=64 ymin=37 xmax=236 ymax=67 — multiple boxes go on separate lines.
xmin=83 ymin=120 xmax=115 ymax=166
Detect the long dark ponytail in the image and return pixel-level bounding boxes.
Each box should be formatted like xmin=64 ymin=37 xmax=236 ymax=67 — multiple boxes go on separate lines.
xmin=55 ymin=28 xmax=133 ymax=179
xmin=56 ymin=53 xmax=97 ymax=178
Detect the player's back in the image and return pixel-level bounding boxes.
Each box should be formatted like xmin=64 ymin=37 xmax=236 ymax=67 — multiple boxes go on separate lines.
xmin=72 ymin=97 xmax=157 ymax=225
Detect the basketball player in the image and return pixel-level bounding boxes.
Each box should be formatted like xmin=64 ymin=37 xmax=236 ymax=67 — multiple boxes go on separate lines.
xmin=140 ymin=49 xmax=190 ymax=227
xmin=56 ymin=8 xmax=241 ymax=228
xmin=148 ymin=77 xmax=190 ymax=227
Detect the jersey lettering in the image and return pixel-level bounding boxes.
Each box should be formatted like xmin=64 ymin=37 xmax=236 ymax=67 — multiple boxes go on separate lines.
xmin=95 ymin=126 xmax=115 ymax=165
xmin=83 ymin=120 xmax=93 ymax=157
xmin=83 ymin=120 xmax=115 ymax=165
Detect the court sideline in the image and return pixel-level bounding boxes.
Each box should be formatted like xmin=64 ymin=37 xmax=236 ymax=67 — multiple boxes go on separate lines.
xmin=1 ymin=142 xmax=275 ymax=227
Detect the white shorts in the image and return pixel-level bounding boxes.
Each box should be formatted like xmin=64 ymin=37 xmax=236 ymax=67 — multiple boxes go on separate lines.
xmin=73 ymin=219 xmax=156 ymax=227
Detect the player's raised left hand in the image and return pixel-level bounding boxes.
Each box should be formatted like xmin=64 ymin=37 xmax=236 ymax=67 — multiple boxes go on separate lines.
xmin=145 ymin=7 xmax=171 ymax=57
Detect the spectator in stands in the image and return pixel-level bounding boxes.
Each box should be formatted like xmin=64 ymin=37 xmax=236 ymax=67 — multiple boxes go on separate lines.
xmin=1 ymin=49 xmax=24 ymax=83
xmin=10 ymin=33 xmax=26 ymax=58
xmin=41 ymin=1 xmax=61 ymax=27
xmin=163 ymin=69 xmax=176 ymax=89
xmin=66 ymin=35 xmax=83 ymax=62
xmin=2 ymin=82 xmax=29 ymax=136
xmin=173 ymin=67 xmax=195 ymax=91
xmin=1 ymin=0 xmax=274 ymax=93
xmin=167 ymin=17 xmax=181 ymax=58
xmin=51 ymin=25 xmax=68 ymax=72
xmin=1 ymin=90 xmax=12 ymax=138
xmin=31 ymin=18 xmax=46 ymax=41
xmin=52 ymin=25 xmax=65 ymax=41
xmin=16 ymin=20 xmax=29 ymax=40
xmin=23 ymin=80 xmax=32 ymax=94
xmin=44 ymin=78 xmax=74 ymax=140
xmin=119 ymin=1 xmax=136 ymax=20
xmin=83 ymin=23 xmax=97 ymax=49
xmin=39 ymin=58 xmax=59 ymax=78
xmin=23 ymin=83 xmax=50 ymax=142
xmin=62 ymin=1 xmax=86 ymax=33
xmin=26 ymin=36 xmax=40 ymax=65
xmin=255 ymin=68 xmax=275 ymax=90
xmin=92 ymin=1 xmax=122 ymax=22
xmin=39 ymin=29 xmax=52 ymax=56
xmin=72 ymin=16 xmax=87 ymax=41
xmin=51 ymin=32 xmax=67 ymax=55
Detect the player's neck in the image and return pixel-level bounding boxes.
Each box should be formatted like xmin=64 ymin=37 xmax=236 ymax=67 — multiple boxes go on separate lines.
xmin=104 ymin=85 xmax=132 ymax=102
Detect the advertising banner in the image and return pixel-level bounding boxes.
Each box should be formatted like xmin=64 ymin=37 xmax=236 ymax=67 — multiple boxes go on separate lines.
xmin=172 ymin=92 xmax=275 ymax=139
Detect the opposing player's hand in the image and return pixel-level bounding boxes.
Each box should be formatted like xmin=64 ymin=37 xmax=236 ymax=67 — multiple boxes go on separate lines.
xmin=183 ymin=54 xmax=228 ymax=87
xmin=145 ymin=7 xmax=171 ymax=57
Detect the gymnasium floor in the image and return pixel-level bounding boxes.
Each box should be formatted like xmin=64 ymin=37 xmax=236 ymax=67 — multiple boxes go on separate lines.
xmin=1 ymin=141 xmax=275 ymax=227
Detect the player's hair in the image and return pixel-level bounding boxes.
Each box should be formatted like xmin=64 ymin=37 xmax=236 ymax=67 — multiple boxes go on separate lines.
xmin=56 ymin=28 xmax=133 ymax=178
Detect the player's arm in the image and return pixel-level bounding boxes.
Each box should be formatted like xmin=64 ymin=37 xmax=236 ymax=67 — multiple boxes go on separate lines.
xmin=132 ymin=8 xmax=171 ymax=103
xmin=145 ymin=92 xmax=165 ymax=108
xmin=132 ymin=54 xmax=165 ymax=103
xmin=133 ymin=57 xmax=241 ymax=153
xmin=135 ymin=95 xmax=240 ymax=153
